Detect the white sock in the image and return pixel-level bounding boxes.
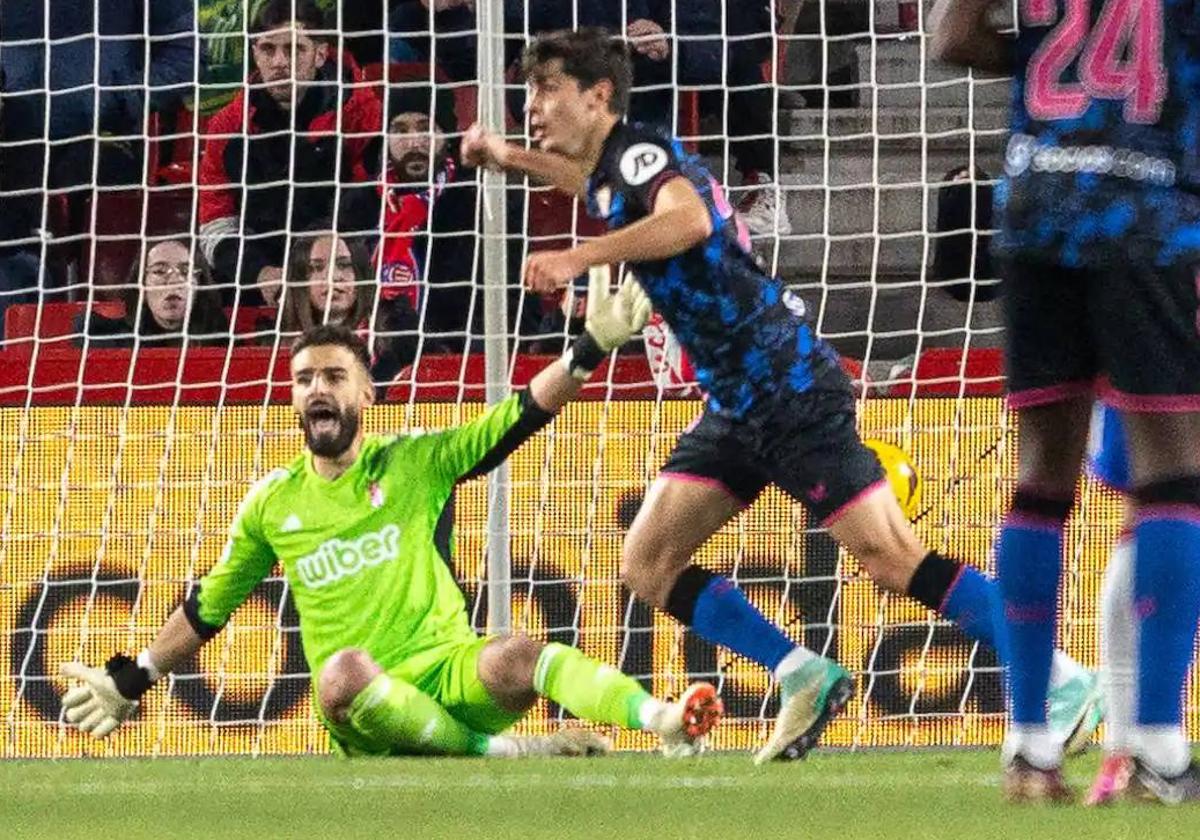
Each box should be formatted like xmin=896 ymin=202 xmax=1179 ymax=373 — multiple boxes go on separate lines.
xmin=637 ymin=697 xmax=669 ymax=731
xmin=773 ymin=645 xmax=819 ymax=681
xmin=1135 ymin=726 xmax=1191 ymax=777
xmin=1004 ymin=724 xmax=1062 ymax=770
xmin=1100 ymin=536 xmax=1136 ymax=753
xmin=485 ymin=735 xmax=518 ymax=757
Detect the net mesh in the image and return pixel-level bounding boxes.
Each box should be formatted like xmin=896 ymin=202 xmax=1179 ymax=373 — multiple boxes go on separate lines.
xmin=0 ymin=1 xmax=1190 ymax=758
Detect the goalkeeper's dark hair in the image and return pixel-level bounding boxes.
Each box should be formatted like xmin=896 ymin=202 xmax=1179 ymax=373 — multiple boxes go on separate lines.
xmin=291 ymin=324 xmax=372 ymax=375
xmin=521 ymin=28 xmax=632 ymax=115
xmin=250 ymin=0 xmax=327 ymax=38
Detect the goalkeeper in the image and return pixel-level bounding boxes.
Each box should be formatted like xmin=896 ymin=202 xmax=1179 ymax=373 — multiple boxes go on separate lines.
xmin=60 ymin=274 xmax=722 ymax=758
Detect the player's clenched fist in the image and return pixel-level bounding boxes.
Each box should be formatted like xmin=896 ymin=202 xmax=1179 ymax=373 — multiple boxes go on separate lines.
xmin=60 ymin=656 xmax=153 ymax=738
xmin=461 ymin=123 xmax=509 ymax=172
xmin=524 ymin=248 xmax=589 ymax=293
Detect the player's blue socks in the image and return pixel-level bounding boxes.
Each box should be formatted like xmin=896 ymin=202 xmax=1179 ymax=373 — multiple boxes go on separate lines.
xmin=1132 ymin=481 xmax=1200 ymax=729
xmin=906 ymin=551 xmax=1002 ymax=654
xmin=941 ymin=566 xmax=1006 ymax=658
xmin=994 ymin=490 xmax=1073 ymax=726
xmin=665 ymin=566 xmax=796 ymax=670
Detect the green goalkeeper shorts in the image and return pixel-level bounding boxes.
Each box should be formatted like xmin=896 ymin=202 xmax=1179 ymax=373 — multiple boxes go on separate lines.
xmin=322 ymin=635 xmax=524 ymax=756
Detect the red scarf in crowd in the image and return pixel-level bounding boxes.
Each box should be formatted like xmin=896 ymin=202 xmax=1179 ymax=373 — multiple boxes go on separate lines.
xmin=374 ymin=157 xmax=455 ymax=308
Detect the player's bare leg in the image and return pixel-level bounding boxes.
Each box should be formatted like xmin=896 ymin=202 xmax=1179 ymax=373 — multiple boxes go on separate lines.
xmin=821 ymin=471 xmax=1102 ymax=763
xmin=1119 ymin=411 xmax=1200 ymax=802
xmin=622 ymin=476 xmax=850 ymax=762
xmin=478 ymin=635 xmax=720 ymax=757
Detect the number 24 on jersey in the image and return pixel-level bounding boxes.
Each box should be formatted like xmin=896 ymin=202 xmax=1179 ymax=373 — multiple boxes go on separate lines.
xmin=1023 ymin=0 xmax=1167 ymax=124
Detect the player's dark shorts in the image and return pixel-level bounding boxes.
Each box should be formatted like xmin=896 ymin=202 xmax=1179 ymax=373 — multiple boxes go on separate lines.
xmin=1002 ymin=253 xmax=1200 ymax=411
xmin=659 ymin=366 xmax=886 ymax=523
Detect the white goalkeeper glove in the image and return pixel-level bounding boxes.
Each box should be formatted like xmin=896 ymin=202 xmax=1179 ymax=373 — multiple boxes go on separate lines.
xmin=60 ymin=654 xmax=155 ymax=738
xmin=562 ymin=266 xmax=653 ymax=380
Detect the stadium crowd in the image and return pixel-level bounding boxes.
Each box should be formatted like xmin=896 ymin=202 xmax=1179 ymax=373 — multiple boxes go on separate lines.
xmin=0 ymin=0 xmax=805 ymax=393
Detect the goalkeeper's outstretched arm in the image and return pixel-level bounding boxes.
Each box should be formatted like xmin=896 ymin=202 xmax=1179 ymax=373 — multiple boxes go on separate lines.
xmin=61 ymin=473 xmax=279 ymax=738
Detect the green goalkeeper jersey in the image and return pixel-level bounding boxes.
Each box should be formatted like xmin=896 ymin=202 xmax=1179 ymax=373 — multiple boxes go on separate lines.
xmin=184 ymin=392 xmax=552 ymax=676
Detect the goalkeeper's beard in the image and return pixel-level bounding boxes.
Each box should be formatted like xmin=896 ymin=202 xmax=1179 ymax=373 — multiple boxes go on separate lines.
xmin=300 ymin=405 xmax=360 ymax=458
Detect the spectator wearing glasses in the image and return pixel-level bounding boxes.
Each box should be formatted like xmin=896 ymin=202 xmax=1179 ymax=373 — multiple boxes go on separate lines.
xmin=75 ymin=238 xmax=230 ymax=348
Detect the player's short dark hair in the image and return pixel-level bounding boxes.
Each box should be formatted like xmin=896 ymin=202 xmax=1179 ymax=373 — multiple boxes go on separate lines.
xmin=521 ymin=28 xmax=632 ymax=116
xmin=250 ymin=0 xmax=327 ymax=38
xmin=291 ymin=324 xmax=372 ymax=375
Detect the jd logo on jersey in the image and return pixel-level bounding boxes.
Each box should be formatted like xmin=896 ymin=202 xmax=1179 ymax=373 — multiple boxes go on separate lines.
xmin=295 ymin=524 xmax=401 ymax=589
xmin=620 ymin=143 xmax=669 ymax=186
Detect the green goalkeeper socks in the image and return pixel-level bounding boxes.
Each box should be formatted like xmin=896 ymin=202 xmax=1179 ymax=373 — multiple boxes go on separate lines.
xmin=533 ymin=642 xmax=656 ymax=729
xmin=347 ymin=673 xmax=491 ymax=756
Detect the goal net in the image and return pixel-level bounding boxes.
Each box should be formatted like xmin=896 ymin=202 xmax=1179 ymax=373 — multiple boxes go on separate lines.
xmin=0 ymin=0 xmax=1175 ymax=759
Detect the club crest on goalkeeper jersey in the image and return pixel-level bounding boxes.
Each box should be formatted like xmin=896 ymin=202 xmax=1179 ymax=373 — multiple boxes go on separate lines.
xmin=585 ymin=122 xmax=839 ymax=419
xmin=184 ymin=393 xmax=549 ymax=676
xmin=995 ymin=0 xmax=1200 ymax=268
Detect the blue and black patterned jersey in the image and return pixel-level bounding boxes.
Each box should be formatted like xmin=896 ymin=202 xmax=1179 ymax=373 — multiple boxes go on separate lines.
xmin=995 ymin=0 xmax=1200 ymax=268
xmin=584 ymin=122 xmax=838 ymax=418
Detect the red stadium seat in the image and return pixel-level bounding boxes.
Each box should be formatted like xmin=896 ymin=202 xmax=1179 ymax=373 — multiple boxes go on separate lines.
xmin=4 ymin=301 xmax=125 ymax=344
xmin=0 ymin=346 xmax=294 ymax=406
xmin=887 ymin=347 xmax=1005 ymax=397
xmin=5 ymin=303 xmax=279 ymax=352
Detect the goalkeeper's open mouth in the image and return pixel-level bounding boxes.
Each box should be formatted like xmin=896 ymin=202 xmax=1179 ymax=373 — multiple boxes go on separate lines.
xmin=304 ymin=402 xmax=342 ymax=437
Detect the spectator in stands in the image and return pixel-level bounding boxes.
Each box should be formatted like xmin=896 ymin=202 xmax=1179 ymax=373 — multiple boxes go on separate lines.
xmin=932 ymin=166 xmax=997 ymax=303
xmin=631 ymin=1 xmax=788 ymax=237
xmin=77 ymin=238 xmax=230 ymax=348
xmin=198 ymin=0 xmax=382 ymax=306
xmin=340 ymin=82 xmax=487 ymax=350
xmin=280 ymin=226 xmax=418 ymax=393
xmin=0 ymin=73 xmax=41 ymax=338
xmin=388 ymin=0 xmax=477 ymax=83
xmin=0 ymin=0 xmax=195 ymax=186
xmin=389 ymin=3 xmax=678 ymax=103
xmin=199 ymin=0 xmax=390 ymax=117
xmin=280 ymin=229 xmax=374 ymax=335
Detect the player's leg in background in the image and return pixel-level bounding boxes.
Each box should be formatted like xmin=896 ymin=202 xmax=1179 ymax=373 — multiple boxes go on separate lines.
xmin=475 ymin=636 xmax=722 ymax=755
xmin=622 ymin=460 xmax=850 ymax=762
xmin=1097 ymin=258 xmax=1200 ymax=799
xmin=316 ymin=647 xmax=494 ymax=756
xmin=1085 ymin=404 xmax=1135 ymax=806
xmin=1087 ymin=505 xmax=1136 ymax=803
xmin=1122 ymin=410 xmax=1200 ymax=790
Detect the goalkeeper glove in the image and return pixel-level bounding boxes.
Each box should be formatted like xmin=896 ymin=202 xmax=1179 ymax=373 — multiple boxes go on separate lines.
xmin=60 ymin=654 xmax=155 ymax=739
xmin=562 ymin=266 xmax=653 ymax=381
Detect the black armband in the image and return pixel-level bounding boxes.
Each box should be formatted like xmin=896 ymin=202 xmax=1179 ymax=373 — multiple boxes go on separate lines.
xmin=183 ymin=588 xmax=224 ymax=641
xmin=105 ymin=653 xmax=155 ymax=701
xmin=562 ymin=330 xmax=607 ymax=381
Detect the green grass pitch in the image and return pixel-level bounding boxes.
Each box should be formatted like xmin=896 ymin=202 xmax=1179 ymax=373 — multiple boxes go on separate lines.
xmin=2 ymin=750 xmax=1194 ymax=839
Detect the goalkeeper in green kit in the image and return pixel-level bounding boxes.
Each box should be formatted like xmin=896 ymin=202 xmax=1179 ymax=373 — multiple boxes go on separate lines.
xmin=60 ymin=270 xmax=722 ymax=758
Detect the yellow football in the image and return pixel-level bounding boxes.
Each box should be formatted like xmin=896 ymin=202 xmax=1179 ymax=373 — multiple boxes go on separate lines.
xmin=864 ymin=438 xmax=922 ymax=520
